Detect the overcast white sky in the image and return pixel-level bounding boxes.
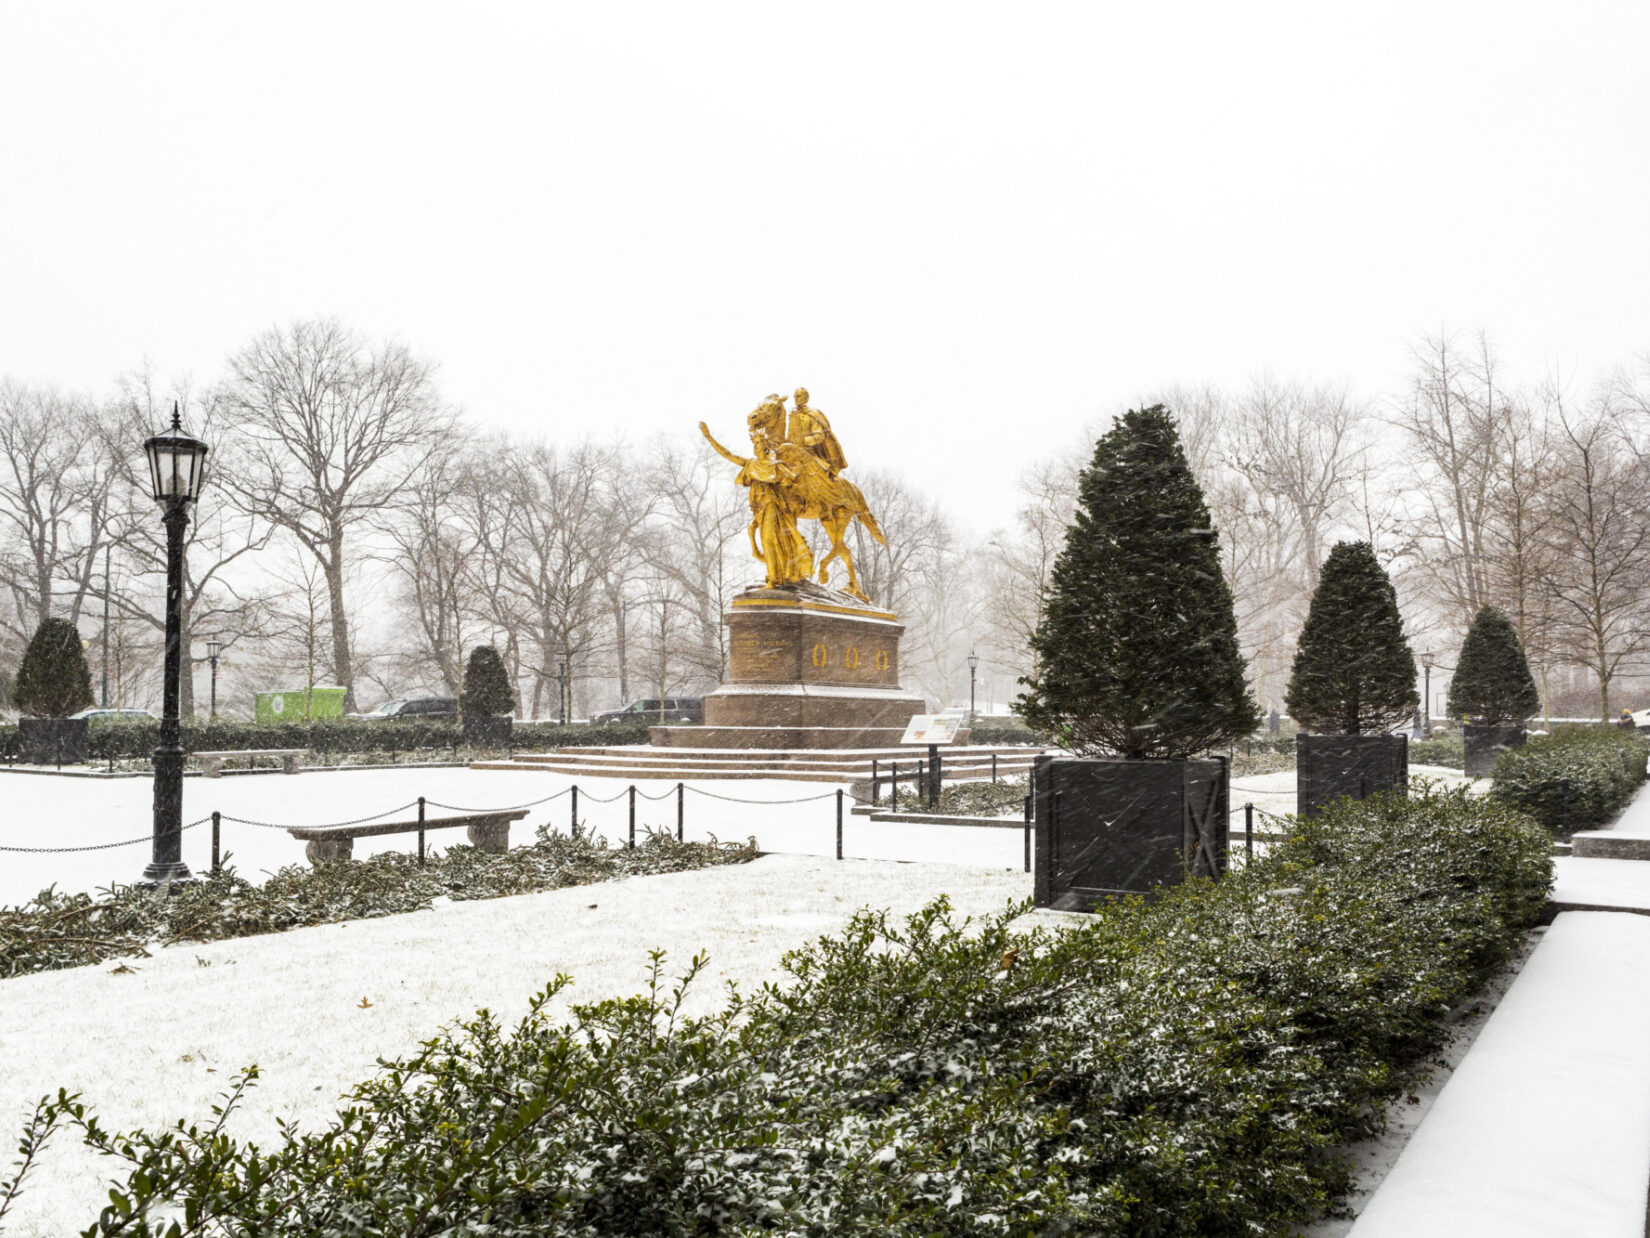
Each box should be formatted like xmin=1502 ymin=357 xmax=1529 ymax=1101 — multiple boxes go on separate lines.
xmin=2 ymin=2 xmax=1646 ymax=533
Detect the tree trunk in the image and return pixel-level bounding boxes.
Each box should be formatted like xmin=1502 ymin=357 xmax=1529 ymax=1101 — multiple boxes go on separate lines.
xmin=324 ymin=533 xmax=355 ymax=711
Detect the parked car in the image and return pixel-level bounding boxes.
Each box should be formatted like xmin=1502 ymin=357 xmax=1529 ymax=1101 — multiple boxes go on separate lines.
xmin=355 ymin=696 xmax=459 ymax=720
xmin=590 ymin=697 xmax=703 ymax=725
xmin=67 ymin=708 xmax=157 ymax=723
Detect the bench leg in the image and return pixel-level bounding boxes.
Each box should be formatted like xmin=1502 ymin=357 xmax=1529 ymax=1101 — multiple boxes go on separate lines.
xmin=305 ymin=837 xmax=354 ymax=864
xmin=282 ymin=755 xmax=301 ymax=774
xmin=466 ymin=821 xmax=510 ymax=854
xmin=202 ymin=757 xmax=224 ymax=779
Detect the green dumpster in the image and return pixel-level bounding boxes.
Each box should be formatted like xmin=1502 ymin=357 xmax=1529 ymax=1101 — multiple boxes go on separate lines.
xmin=254 ymin=687 xmax=346 ymax=723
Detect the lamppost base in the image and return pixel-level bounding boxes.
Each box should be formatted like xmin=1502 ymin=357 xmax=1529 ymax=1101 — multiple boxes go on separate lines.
xmin=134 ymin=861 xmax=196 ymax=891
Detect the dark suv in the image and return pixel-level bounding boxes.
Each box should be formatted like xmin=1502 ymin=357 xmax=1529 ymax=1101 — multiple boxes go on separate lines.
xmin=590 ymin=697 xmax=703 ymax=725
xmin=359 ymin=696 xmax=458 ymax=720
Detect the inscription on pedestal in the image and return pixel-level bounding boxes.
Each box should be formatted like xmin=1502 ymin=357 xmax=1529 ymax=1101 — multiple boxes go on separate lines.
xmin=727 ymin=605 xmax=901 ymax=688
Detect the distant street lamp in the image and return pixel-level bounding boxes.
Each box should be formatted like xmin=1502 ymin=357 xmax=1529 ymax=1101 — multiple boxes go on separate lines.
xmin=557 ymin=653 xmax=570 ymax=726
xmin=206 ymin=636 xmax=224 ymax=721
xmin=967 ymin=648 xmax=980 ymax=725
xmin=1420 ymin=652 xmax=1435 ymax=737
xmin=139 ymin=404 xmax=208 ymax=888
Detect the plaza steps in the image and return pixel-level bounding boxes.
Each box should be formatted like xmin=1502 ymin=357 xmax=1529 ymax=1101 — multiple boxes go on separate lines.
xmin=469 ymin=744 xmax=1047 ymax=784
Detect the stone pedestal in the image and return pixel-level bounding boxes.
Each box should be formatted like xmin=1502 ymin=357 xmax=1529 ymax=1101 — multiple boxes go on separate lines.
xmin=651 ymin=583 xmax=927 ymax=749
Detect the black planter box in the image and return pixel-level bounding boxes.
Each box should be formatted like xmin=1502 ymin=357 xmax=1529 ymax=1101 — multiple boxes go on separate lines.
xmin=1033 ymin=754 xmax=1228 ymax=912
xmin=19 ymin=716 xmax=89 ymax=766
xmin=1461 ymin=724 xmax=1525 ymax=778
xmin=462 ymin=714 xmax=513 ymax=747
xmin=1296 ymin=733 xmax=1407 ymax=819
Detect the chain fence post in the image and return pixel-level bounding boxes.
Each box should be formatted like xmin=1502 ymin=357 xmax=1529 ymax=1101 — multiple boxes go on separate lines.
xmin=417 ymin=796 xmax=426 ymax=866
xmin=1023 ymin=790 xmax=1032 ymax=873
xmin=571 ymin=784 xmax=579 ymax=839
xmin=872 ymin=758 xmax=880 ymax=806
xmin=211 ymin=810 xmax=221 ymax=874
xmin=992 ymin=752 xmax=998 ymax=784
xmin=628 ymin=785 xmax=636 ymax=849
xmin=1245 ymin=801 xmax=1254 ymax=864
xmin=677 ymin=781 xmax=684 ymax=843
xmin=836 ymin=788 xmax=844 ymax=860
xmin=891 ymin=761 xmax=899 ymax=812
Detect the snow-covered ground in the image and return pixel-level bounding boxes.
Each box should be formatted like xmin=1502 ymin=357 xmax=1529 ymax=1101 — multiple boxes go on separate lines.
xmin=0 ymin=854 xmax=1050 ymax=1236
xmin=0 ymin=767 xmax=1041 ymax=906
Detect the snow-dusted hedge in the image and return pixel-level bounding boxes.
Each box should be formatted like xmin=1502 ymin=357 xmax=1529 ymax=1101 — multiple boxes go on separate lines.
xmin=0 ymin=719 xmax=653 ymax=762
xmin=6 ymin=786 xmax=1551 ymax=1236
xmin=1489 ymin=726 xmax=1647 ymax=830
xmin=0 ymin=830 xmax=757 ymax=980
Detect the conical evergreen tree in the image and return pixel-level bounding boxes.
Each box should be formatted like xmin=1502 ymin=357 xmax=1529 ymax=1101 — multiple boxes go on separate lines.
xmin=1447 ymin=606 xmax=1541 ymax=725
xmin=461 ymin=645 xmax=516 ymax=717
xmin=1017 ymin=405 xmax=1258 ymax=758
xmin=14 ymin=618 xmax=94 ymax=718
xmin=1285 ymin=542 xmax=1418 ymax=734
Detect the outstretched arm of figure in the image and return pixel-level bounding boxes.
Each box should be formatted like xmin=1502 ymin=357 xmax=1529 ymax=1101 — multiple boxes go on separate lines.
xmin=699 ymin=422 xmax=749 ymax=466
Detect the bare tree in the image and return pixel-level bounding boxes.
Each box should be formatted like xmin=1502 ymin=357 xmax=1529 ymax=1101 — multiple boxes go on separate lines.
xmin=0 ymin=382 xmax=118 ymax=644
xmin=1537 ymin=403 xmax=1650 ymax=722
xmin=1393 ymin=330 xmax=1509 ymax=623
xmin=104 ymin=374 xmax=275 ymax=717
xmin=217 ymin=319 xmax=453 ymax=710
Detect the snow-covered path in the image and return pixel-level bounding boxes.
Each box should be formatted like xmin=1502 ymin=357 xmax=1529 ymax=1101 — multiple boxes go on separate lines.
xmin=0 ymin=854 xmax=1048 ymax=1236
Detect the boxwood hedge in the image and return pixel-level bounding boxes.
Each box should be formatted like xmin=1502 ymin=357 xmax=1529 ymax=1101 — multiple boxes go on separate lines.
xmin=6 ymin=785 xmax=1551 ymax=1237
xmin=1488 ymin=725 xmax=1647 ymax=830
xmin=0 ymin=718 xmax=652 ymax=763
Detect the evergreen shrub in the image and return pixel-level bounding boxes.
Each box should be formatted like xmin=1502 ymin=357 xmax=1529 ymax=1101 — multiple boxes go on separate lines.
xmin=14 ymin=787 xmax=1549 ymax=1236
xmin=1488 ymin=727 xmax=1647 ymax=830
xmin=1019 ymin=405 xmax=1257 ymax=758
xmin=13 ymin=618 xmax=93 ymax=718
xmin=1410 ymin=733 xmax=1466 ymax=769
xmin=1447 ymin=607 xmax=1540 ymax=725
xmin=461 ymin=645 xmax=516 ymax=717
xmin=71 ymin=718 xmax=652 ymax=761
xmin=1 ymin=829 xmax=758 ymax=980
xmin=1285 ymin=542 xmax=1418 ymax=734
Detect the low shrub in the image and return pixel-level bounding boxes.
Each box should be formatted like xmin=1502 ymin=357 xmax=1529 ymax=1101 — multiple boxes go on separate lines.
xmin=0 ymin=829 xmax=757 ymax=980
xmin=10 ymin=786 xmax=1550 ymax=1236
xmin=1488 ymin=726 xmax=1647 ymax=831
xmin=965 ymin=718 xmax=1049 ymax=746
xmin=0 ymin=718 xmax=654 ymax=762
xmin=1410 ymin=733 xmax=1465 ymax=768
xmin=930 ymin=777 xmax=1029 ymax=816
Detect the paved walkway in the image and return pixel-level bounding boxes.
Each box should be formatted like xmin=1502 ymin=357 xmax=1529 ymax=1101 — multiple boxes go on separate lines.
xmin=1348 ymin=912 xmax=1650 ymax=1237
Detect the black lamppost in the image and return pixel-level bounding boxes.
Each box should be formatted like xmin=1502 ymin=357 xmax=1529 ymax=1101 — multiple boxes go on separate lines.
xmin=966 ymin=648 xmax=980 ymax=725
xmin=1420 ymin=652 xmax=1435 ymax=738
xmin=139 ymin=404 xmax=208 ymax=888
xmin=206 ymin=636 xmax=223 ymax=721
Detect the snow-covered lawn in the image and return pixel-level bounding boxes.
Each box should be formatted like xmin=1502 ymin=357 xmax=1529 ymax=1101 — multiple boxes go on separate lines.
xmin=0 ymin=853 xmax=1050 ymax=1236
xmin=0 ymin=767 xmax=1038 ymax=907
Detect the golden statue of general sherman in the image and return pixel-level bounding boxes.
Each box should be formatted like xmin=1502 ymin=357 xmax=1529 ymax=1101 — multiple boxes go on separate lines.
xmin=699 ymin=387 xmax=885 ymax=600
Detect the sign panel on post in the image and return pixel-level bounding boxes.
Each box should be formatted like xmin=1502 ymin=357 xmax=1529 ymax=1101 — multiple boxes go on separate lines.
xmin=900 ymin=714 xmax=964 ymax=745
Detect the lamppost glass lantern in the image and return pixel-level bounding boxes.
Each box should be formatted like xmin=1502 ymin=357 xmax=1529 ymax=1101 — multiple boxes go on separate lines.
xmin=143 ymin=407 xmax=209 ymax=503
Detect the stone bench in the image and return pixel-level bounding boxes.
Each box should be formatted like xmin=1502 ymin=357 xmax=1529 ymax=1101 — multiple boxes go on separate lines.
xmin=287 ymin=809 xmax=530 ymax=864
xmin=197 ymin=748 xmax=306 ymax=777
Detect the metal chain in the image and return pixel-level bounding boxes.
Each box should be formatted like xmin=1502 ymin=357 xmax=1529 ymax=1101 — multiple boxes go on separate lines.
xmin=685 ymin=787 xmax=839 ymax=805
xmin=0 ymin=816 xmax=211 ymax=854
xmin=423 ymin=788 xmax=572 ymax=814
xmin=217 ymin=800 xmax=425 ymax=830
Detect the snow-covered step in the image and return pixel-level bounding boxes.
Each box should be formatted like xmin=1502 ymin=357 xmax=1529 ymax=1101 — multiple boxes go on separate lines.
xmin=1569 ymin=776 xmax=1650 ymax=860
xmin=1550 ymin=855 xmax=1650 ymax=915
xmin=1348 ymin=912 xmax=1650 ymax=1237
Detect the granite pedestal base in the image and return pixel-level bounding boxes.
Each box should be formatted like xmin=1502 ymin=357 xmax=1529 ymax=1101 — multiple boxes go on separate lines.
xmin=685 ymin=583 xmax=927 ymax=750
